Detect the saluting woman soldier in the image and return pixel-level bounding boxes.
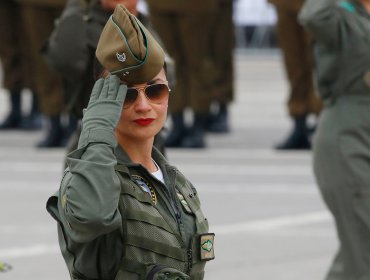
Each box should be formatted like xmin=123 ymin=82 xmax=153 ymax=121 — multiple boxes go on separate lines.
xmin=47 ymin=4 xmax=215 ymax=280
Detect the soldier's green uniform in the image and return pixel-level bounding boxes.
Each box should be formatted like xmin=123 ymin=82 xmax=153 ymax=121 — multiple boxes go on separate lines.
xmin=46 ymin=76 xmax=214 ymax=279
xmin=269 ymin=0 xmax=323 ymax=149
xmin=47 ymin=6 xmax=214 ymax=277
xmin=300 ymin=1 xmax=370 ymax=279
xmin=47 ymin=146 xmax=212 ymax=279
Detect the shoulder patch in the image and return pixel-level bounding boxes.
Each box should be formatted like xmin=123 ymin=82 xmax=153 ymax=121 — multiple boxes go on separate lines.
xmin=338 ymin=1 xmax=356 ymax=12
xmin=199 ymin=233 xmax=215 ymax=261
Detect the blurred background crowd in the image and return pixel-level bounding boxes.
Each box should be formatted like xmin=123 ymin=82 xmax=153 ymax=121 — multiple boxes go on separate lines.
xmin=0 ymin=0 xmax=290 ymax=151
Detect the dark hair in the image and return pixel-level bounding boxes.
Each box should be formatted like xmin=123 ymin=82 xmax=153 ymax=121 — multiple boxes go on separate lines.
xmin=93 ymin=57 xmax=109 ymax=80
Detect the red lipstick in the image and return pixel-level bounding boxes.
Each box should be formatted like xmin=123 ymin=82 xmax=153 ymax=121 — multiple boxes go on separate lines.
xmin=134 ymin=118 xmax=154 ymax=126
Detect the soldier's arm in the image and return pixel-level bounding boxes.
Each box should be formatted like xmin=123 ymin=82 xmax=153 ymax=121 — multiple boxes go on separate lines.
xmin=58 ymin=142 xmax=122 ymax=243
xmin=57 ymin=76 xmax=126 ymax=243
xmin=299 ymin=0 xmax=352 ymax=47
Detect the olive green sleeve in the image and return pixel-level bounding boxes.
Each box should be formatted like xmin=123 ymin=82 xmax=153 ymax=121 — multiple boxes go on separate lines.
xmin=58 ymin=136 xmax=122 ymax=243
xmin=299 ymin=0 xmax=347 ymax=47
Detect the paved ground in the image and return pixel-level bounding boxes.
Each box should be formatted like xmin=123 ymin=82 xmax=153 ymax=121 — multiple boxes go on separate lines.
xmin=0 ymin=50 xmax=338 ymax=279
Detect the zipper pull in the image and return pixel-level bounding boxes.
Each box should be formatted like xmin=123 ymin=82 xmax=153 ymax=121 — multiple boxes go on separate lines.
xmin=176 ymin=212 xmax=183 ymax=226
xmin=187 ymin=248 xmax=193 ymax=272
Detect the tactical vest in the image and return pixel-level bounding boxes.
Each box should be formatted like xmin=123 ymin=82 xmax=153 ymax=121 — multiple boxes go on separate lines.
xmin=113 ymin=164 xmax=212 ymax=280
xmin=47 ymin=162 xmax=214 ymax=280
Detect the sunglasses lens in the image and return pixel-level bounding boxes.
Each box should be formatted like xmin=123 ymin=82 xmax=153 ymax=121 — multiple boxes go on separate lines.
xmin=123 ymin=84 xmax=170 ymax=108
xmin=145 ymin=84 xmax=169 ymax=103
xmin=124 ymin=88 xmax=138 ymax=108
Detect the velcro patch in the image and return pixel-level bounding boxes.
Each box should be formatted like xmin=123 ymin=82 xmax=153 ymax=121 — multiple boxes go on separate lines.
xmin=200 ymin=233 xmax=215 ymax=261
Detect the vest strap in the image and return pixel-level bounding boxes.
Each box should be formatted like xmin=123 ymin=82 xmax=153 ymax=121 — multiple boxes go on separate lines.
xmin=126 ymin=235 xmax=185 ymax=261
xmin=126 ymin=209 xmax=173 ymax=233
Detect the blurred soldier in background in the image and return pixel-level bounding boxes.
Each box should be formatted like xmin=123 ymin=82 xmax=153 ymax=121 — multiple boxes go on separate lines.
xmin=206 ymin=0 xmax=235 ymax=133
xmin=17 ymin=0 xmax=69 ymax=148
xmin=269 ymin=0 xmax=322 ymax=150
xmin=300 ymin=0 xmax=370 ymax=278
xmin=146 ymin=0 xmax=217 ymax=148
xmin=0 ymin=0 xmax=42 ymax=130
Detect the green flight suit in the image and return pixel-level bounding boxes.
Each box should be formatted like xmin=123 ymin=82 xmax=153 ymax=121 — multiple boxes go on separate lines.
xmin=269 ymin=0 xmax=322 ymax=117
xmin=15 ymin=0 xmax=66 ymax=115
xmin=46 ymin=76 xmax=213 ymax=280
xmin=300 ymin=1 xmax=370 ymax=279
xmin=146 ymin=0 xmax=216 ymax=114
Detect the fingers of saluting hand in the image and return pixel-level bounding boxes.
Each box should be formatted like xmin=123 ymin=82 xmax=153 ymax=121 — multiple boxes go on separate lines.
xmin=107 ymin=75 xmax=121 ymax=99
xmin=89 ymin=75 xmax=127 ymax=104
xmin=100 ymin=76 xmax=110 ymax=99
xmin=117 ymin=83 xmax=127 ymax=102
xmin=89 ymin=78 xmax=104 ymax=103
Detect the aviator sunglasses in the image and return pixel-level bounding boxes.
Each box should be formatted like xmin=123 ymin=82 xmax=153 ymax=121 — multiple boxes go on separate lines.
xmin=123 ymin=83 xmax=171 ymax=109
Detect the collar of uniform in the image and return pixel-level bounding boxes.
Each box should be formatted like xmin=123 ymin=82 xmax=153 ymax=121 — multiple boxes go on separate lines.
xmin=114 ymin=144 xmax=175 ymax=175
xmin=114 ymin=145 xmax=133 ymax=166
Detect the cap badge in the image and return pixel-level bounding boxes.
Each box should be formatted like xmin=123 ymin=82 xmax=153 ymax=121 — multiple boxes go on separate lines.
xmin=116 ymin=52 xmax=126 ymax=62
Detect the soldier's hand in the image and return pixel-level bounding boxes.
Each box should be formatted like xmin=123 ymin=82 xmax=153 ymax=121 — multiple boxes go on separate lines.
xmin=79 ymin=75 xmax=127 ymax=147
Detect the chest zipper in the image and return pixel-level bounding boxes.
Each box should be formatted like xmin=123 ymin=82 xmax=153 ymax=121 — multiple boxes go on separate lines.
xmin=187 ymin=248 xmax=193 ymax=273
xmin=140 ymin=166 xmax=190 ymax=269
xmin=145 ymin=166 xmax=184 ymax=231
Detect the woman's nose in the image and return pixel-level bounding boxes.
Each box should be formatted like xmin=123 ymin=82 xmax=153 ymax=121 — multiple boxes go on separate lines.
xmin=134 ymin=91 xmax=151 ymax=110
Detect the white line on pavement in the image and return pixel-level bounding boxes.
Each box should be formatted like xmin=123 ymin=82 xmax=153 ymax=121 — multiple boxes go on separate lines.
xmin=0 ymin=163 xmax=312 ymax=175
xmin=0 ymin=244 xmax=59 ymax=259
xmin=0 ymin=211 xmax=332 ymax=259
xmin=212 ymin=211 xmax=332 ymax=235
xmin=0 ymin=182 xmax=318 ymax=194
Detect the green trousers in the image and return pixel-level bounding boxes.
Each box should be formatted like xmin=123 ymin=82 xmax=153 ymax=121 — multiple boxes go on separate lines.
xmin=313 ymin=97 xmax=370 ymax=280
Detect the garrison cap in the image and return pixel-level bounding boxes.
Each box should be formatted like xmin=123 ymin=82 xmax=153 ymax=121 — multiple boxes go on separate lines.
xmin=96 ymin=4 xmax=165 ymax=84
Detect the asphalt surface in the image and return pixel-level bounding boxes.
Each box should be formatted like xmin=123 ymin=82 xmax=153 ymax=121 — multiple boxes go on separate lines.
xmin=0 ymin=50 xmax=337 ymax=280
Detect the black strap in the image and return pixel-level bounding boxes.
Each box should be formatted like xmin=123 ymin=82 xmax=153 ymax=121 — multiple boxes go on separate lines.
xmin=146 ymin=264 xmax=167 ymax=280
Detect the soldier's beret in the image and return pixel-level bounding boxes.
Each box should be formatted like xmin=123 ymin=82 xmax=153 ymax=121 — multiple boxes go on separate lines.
xmin=96 ymin=4 xmax=165 ymax=84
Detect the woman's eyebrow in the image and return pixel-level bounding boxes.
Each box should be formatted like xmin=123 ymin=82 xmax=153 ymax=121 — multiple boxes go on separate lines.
xmin=148 ymin=78 xmax=166 ymax=85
